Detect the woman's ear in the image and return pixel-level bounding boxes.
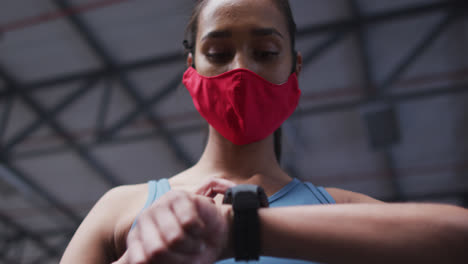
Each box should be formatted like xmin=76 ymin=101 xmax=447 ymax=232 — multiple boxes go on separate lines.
xmin=295 ymin=52 xmax=303 ymax=77
xmin=186 ymin=53 xmax=194 ymax=68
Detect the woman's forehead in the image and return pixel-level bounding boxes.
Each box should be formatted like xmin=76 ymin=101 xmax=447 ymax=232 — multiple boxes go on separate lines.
xmin=198 ymin=0 xmax=288 ymax=39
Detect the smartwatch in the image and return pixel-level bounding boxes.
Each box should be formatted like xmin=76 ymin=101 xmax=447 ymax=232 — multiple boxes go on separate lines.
xmin=223 ymin=185 xmax=269 ymax=261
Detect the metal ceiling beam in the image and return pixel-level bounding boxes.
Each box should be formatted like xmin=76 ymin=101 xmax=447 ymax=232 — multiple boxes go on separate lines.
xmin=0 ymin=65 xmax=121 ymax=187
xmin=15 ymin=123 xmax=206 ymax=159
xmin=0 ymin=51 xmax=184 ymax=99
xmin=301 ymin=31 xmax=350 ymax=66
xmin=380 ymin=13 xmax=457 ymax=94
xmin=297 ymin=0 xmax=466 ymax=38
xmin=0 ymin=212 xmax=63 ymax=263
xmin=0 ymin=161 xmax=81 ymax=224
xmin=296 ymin=82 xmax=468 ymax=117
xmin=0 ymin=37 xmax=349 ymax=98
xmin=99 ymin=70 xmax=184 ymax=141
xmin=350 ymin=0 xmax=405 ymax=201
xmin=0 ymin=234 xmax=24 ymax=264
xmin=0 ymin=95 xmax=14 ymax=142
xmin=30 ymin=234 xmax=72 ymax=264
xmin=31 ymin=253 xmax=59 ymax=264
xmin=1 ymin=0 xmax=464 ymax=101
xmin=349 ymin=2 xmax=376 ymax=99
xmin=51 ymin=0 xmax=194 ymax=167
xmin=347 ymin=4 xmax=464 ymax=201
xmin=361 ymin=9 xmax=462 ymax=201
xmin=2 ymin=77 xmax=99 ymax=155
xmin=95 ymin=77 xmax=114 ymax=137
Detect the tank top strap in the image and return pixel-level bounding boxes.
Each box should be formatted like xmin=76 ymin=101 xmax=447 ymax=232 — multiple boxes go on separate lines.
xmin=131 ymin=179 xmax=171 ymax=230
xmin=154 ymin=178 xmax=171 ymax=200
xmin=304 ymin=182 xmax=336 ymax=204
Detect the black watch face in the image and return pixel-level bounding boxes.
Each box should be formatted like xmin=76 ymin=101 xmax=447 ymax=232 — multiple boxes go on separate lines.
xmin=222 ymin=185 xmax=269 ymax=208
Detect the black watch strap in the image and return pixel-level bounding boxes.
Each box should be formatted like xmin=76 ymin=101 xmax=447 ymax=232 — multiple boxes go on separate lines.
xmin=223 ymin=185 xmax=269 ymax=261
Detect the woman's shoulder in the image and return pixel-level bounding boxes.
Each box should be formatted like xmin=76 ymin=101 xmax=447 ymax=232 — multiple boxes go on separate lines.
xmin=91 ymin=183 xmax=150 ymax=256
xmin=94 ymin=183 xmax=149 ymax=221
xmin=324 ymin=187 xmax=384 ymax=204
xmin=80 ymin=183 xmax=149 ymax=233
xmin=61 ymin=183 xmax=150 ymax=262
xmin=102 ymin=183 xmax=149 ymax=206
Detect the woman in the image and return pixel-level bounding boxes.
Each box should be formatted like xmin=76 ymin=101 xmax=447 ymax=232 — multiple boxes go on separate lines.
xmin=60 ymin=0 xmax=468 ymax=263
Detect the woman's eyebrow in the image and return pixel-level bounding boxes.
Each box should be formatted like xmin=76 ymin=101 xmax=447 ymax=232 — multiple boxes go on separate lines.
xmin=201 ymin=28 xmax=284 ymax=41
xmin=251 ymin=28 xmax=284 ymax=39
xmin=202 ymin=30 xmax=232 ymax=41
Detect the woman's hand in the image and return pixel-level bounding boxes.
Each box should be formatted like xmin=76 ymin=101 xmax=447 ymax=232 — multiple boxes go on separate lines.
xmin=124 ymin=178 xmax=236 ymax=264
xmin=194 ymin=177 xmax=236 ymax=199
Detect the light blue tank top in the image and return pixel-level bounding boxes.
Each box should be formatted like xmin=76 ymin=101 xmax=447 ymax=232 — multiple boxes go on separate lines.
xmin=133 ymin=178 xmax=335 ymax=264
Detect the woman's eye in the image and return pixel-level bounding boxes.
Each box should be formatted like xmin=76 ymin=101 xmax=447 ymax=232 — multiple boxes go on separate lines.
xmin=255 ymin=51 xmax=279 ymax=61
xmin=206 ymin=52 xmax=233 ymax=63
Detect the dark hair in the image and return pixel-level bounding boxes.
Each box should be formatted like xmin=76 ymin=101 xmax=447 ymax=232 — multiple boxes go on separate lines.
xmin=183 ymin=0 xmax=297 ymax=164
xmin=183 ymin=0 xmax=297 ymax=60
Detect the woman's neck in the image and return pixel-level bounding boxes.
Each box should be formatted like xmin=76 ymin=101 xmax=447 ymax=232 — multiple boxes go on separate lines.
xmin=194 ymin=127 xmax=291 ymax=186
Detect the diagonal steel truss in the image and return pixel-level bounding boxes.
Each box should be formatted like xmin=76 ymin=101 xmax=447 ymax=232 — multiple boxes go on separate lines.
xmin=0 ymin=212 xmax=68 ymax=264
xmin=51 ymin=0 xmax=195 ymax=168
xmin=0 ymin=0 xmax=467 ymax=262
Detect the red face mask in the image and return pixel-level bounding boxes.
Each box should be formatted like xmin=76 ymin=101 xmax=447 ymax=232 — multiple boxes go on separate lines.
xmin=183 ymin=67 xmax=301 ymax=145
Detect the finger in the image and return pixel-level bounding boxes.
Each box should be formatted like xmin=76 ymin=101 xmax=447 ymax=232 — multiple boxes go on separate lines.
xmin=195 ymin=178 xmax=236 ymax=198
xmin=126 ymin=227 xmax=142 ymax=255
xmin=127 ymin=237 xmax=146 ymax=264
xmin=155 ymin=200 xmax=203 ymax=255
xmin=193 ymin=196 xmax=225 ymax=234
xmin=138 ymin=210 xmax=166 ymax=260
xmin=193 ymin=197 xmax=230 ymax=248
xmin=134 ymin=205 xmax=194 ymax=263
xmin=171 ymin=195 xmax=204 ymax=237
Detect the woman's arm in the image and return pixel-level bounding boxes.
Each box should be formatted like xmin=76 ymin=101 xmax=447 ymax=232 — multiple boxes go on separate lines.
xmin=60 ymin=184 xmax=147 ymax=264
xmin=326 ymin=187 xmax=384 ymax=204
xmin=259 ymin=203 xmax=468 ymax=264
xmin=117 ymin=178 xmax=468 ymax=264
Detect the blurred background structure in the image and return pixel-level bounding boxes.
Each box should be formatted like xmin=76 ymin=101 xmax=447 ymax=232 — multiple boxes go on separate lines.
xmin=0 ymin=0 xmax=468 ymax=263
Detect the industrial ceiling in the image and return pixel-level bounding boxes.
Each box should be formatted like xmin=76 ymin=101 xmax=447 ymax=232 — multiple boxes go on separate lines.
xmin=0 ymin=0 xmax=467 ymax=263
